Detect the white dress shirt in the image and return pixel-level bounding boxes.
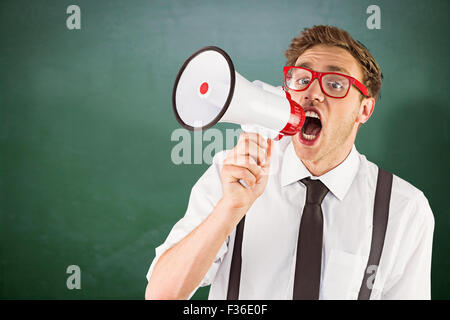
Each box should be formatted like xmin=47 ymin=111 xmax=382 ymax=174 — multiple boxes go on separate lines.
xmin=146 ymin=137 xmax=435 ymax=300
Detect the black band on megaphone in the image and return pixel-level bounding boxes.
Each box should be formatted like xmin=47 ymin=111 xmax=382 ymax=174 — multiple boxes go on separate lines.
xmin=172 ymin=46 xmax=236 ymax=131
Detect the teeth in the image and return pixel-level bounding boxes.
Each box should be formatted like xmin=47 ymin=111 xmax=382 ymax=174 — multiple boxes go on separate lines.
xmin=305 ymin=110 xmax=320 ymax=119
xmin=302 ymin=132 xmax=317 ymax=140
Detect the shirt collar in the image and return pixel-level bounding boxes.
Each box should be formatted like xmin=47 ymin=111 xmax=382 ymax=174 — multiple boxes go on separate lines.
xmin=280 ymin=142 xmax=360 ymax=201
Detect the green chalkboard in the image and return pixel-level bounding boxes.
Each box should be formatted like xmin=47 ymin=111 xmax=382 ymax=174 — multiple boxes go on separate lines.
xmin=0 ymin=0 xmax=449 ymax=299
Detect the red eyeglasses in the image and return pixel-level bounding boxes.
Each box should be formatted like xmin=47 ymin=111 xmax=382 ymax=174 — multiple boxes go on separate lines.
xmin=283 ymin=66 xmax=370 ymax=99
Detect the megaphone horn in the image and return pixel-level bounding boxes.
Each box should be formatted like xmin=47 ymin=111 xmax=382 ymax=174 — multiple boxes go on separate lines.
xmin=172 ymin=46 xmax=305 ymax=140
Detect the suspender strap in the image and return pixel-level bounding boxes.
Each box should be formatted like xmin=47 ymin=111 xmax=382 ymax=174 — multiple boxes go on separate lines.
xmin=226 ymin=215 xmax=245 ymax=300
xmin=358 ymin=167 xmax=393 ymax=300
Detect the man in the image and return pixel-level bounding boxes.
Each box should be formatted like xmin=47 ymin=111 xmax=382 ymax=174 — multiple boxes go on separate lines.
xmin=145 ymin=25 xmax=434 ymax=300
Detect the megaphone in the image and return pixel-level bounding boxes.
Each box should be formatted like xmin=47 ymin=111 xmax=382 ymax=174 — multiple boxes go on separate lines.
xmin=172 ymin=46 xmax=305 ymax=140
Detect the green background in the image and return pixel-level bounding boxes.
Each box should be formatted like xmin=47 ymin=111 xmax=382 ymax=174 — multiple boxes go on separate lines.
xmin=0 ymin=0 xmax=449 ymax=299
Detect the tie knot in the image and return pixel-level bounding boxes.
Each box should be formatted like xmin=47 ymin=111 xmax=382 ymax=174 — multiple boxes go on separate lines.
xmin=301 ymin=178 xmax=329 ymax=205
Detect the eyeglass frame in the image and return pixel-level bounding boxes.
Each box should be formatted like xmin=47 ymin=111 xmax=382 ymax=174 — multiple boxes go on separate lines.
xmin=283 ymin=66 xmax=370 ymax=99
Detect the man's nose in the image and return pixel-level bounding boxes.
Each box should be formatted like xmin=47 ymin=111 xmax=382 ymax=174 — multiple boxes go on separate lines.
xmin=303 ymin=78 xmax=324 ymax=103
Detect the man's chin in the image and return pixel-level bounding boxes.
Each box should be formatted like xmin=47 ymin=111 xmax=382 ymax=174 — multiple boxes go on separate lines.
xmin=292 ymin=133 xmax=322 ymax=161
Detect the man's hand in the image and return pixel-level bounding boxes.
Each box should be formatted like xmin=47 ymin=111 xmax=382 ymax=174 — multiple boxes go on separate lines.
xmin=146 ymin=132 xmax=273 ymax=300
xmin=220 ymin=132 xmax=273 ymax=221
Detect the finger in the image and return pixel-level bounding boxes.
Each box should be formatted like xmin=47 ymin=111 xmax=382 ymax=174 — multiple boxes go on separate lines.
xmin=238 ymin=132 xmax=268 ymax=150
xmin=235 ymin=139 xmax=267 ymax=166
xmin=261 ymin=139 xmax=273 ymax=169
xmin=223 ymin=154 xmax=262 ymax=181
xmin=222 ymin=164 xmax=257 ymax=188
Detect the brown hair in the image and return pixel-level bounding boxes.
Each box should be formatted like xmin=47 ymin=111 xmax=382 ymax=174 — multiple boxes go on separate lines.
xmin=284 ymin=25 xmax=383 ymax=101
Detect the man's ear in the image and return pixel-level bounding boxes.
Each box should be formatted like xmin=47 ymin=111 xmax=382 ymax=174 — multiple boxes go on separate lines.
xmin=357 ymin=97 xmax=375 ymax=124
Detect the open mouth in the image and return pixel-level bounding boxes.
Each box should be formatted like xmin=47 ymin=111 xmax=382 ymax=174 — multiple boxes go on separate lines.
xmin=300 ymin=110 xmax=322 ymax=143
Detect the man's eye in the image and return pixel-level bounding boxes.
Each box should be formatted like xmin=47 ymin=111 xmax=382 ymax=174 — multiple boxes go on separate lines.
xmin=297 ymin=78 xmax=310 ymax=85
xmin=327 ymin=81 xmax=344 ymax=89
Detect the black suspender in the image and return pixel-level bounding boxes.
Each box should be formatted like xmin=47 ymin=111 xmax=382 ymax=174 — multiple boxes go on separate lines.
xmin=358 ymin=168 xmax=393 ymax=299
xmin=226 ymin=167 xmax=393 ymax=300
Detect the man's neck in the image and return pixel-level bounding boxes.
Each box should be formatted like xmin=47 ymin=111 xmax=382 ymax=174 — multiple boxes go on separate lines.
xmin=300 ymin=142 xmax=354 ymax=177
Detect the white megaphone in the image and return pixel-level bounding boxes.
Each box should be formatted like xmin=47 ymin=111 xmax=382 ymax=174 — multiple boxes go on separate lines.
xmin=172 ymin=46 xmax=305 ymax=140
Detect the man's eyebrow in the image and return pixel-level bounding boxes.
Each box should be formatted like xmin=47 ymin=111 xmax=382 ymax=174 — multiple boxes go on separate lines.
xmin=295 ymin=62 xmax=312 ymax=69
xmin=295 ymin=62 xmax=350 ymax=75
xmin=325 ymin=65 xmax=350 ymax=75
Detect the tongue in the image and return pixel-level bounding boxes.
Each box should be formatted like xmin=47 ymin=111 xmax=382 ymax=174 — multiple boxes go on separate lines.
xmin=304 ymin=120 xmax=321 ymax=135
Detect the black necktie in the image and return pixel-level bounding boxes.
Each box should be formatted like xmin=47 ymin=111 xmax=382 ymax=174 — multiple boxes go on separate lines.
xmin=293 ymin=177 xmax=329 ymax=300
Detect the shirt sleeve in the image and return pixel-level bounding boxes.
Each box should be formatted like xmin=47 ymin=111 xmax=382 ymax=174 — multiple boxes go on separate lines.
xmin=381 ymin=192 xmax=435 ymax=300
xmin=146 ymin=151 xmax=229 ymax=299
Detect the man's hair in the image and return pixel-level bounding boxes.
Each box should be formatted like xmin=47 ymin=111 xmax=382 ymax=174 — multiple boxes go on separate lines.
xmin=285 ymin=25 xmax=383 ymax=101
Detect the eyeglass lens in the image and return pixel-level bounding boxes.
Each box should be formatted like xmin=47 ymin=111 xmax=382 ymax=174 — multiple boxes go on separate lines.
xmin=286 ymin=68 xmax=350 ymax=98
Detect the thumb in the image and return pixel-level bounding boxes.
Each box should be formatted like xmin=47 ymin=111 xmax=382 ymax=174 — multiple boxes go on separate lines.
xmin=261 ymin=138 xmax=273 ymax=170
